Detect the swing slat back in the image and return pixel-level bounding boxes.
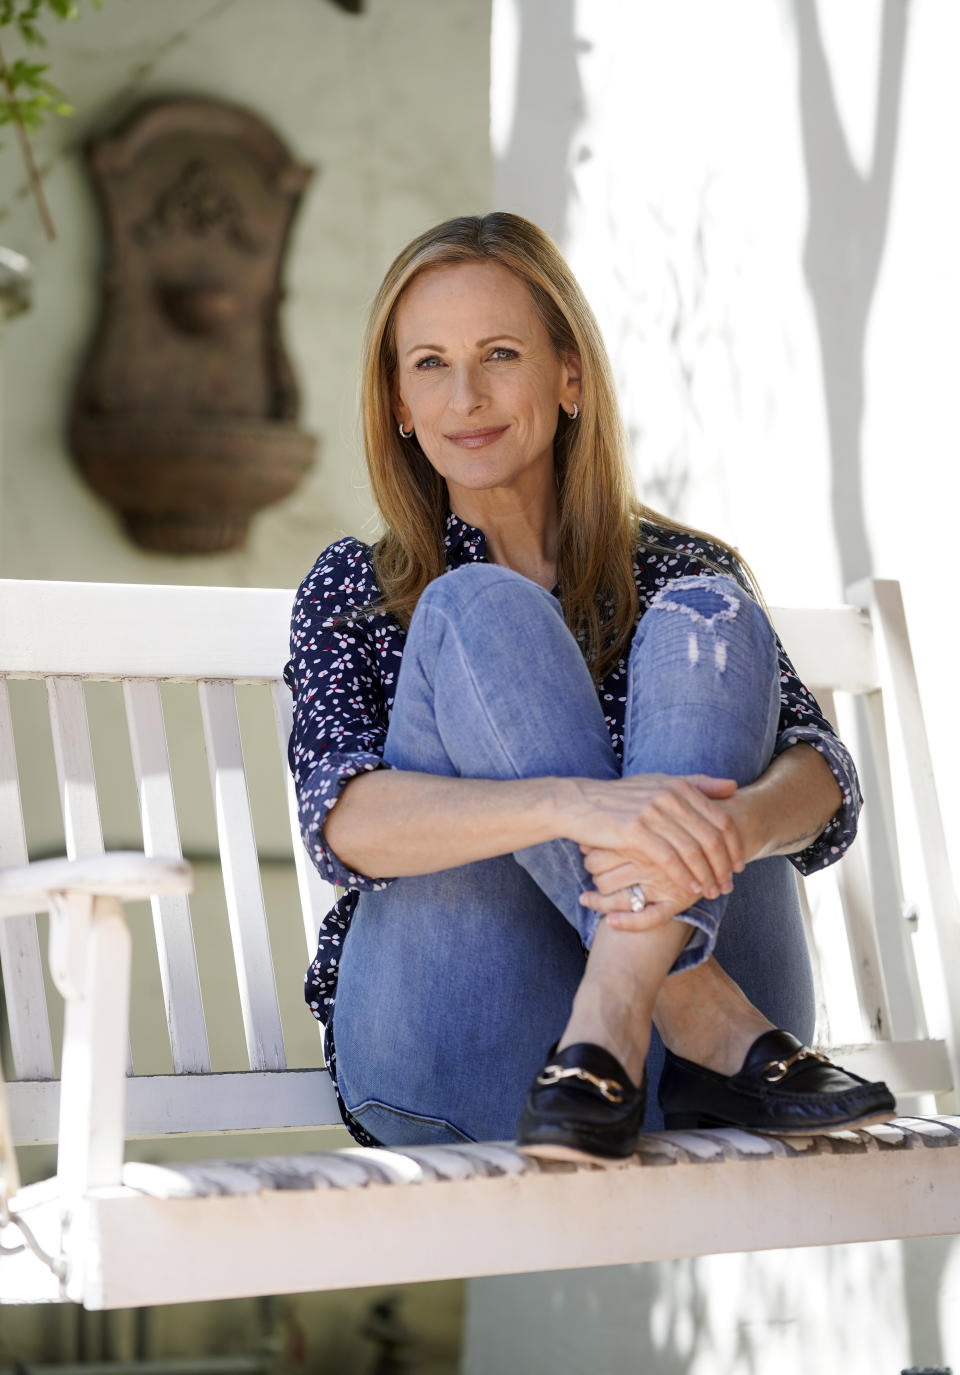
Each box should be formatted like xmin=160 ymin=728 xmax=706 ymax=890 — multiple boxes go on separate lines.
xmin=0 ymin=579 xmax=338 ymax=1141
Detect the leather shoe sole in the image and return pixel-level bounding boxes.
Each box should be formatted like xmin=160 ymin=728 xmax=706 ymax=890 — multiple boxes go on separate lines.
xmin=659 ymin=1028 xmax=897 ymax=1135
xmin=517 ymin=1041 xmax=647 ymax=1164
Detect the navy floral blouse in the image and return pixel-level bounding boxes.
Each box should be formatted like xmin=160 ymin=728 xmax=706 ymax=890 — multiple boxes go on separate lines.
xmin=285 ymin=513 xmax=862 ymax=1029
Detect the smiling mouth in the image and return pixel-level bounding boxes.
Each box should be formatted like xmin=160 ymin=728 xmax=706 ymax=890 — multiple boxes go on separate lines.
xmin=446 ymin=427 xmax=508 ymax=448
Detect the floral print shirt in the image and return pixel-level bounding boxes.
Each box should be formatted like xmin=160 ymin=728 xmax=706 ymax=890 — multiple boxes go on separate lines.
xmin=285 ymin=513 xmax=862 ymax=1028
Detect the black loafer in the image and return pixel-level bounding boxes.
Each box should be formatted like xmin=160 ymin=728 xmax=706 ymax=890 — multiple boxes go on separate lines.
xmin=659 ymin=1028 xmax=896 ymax=1135
xmin=516 ymin=1042 xmax=647 ymax=1163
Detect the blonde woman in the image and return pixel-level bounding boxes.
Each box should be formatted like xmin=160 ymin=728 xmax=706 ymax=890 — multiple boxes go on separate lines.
xmin=285 ymin=212 xmax=893 ymax=1161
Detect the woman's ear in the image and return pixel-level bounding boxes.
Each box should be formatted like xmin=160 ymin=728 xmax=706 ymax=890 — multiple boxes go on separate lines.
xmin=561 ymin=353 xmax=582 ymax=411
xmin=393 ymin=387 xmax=413 ymax=433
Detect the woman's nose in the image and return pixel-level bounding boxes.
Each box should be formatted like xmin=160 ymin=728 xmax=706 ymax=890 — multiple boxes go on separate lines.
xmin=449 ymin=362 xmax=487 ymax=413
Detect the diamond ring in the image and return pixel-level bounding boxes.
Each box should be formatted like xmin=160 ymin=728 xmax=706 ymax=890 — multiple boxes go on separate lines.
xmin=628 ymin=883 xmax=646 ymax=913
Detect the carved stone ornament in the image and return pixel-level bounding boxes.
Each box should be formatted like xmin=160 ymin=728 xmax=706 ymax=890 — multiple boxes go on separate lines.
xmin=70 ymin=99 xmax=317 ymax=553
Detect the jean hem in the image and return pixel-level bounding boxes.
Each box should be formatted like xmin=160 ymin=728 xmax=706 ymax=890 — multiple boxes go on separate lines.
xmin=669 ymin=904 xmax=717 ymax=973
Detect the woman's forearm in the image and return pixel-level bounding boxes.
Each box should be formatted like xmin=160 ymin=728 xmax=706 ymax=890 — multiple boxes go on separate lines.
xmin=322 ymin=743 xmax=839 ymax=886
xmin=324 ymin=764 xmax=744 ymax=904
xmin=323 ymin=769 xmax=567 ymax=878
xmin=726 ymin=743 xmax=843 ymax=862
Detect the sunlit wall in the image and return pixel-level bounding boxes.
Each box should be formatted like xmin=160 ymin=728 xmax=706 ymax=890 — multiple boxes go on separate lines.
xmin=470 ymin=2 xmax=960 ymax=1371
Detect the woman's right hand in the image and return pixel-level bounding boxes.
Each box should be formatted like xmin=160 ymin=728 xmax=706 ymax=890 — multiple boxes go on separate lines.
xmin=559 ymin=772 xmax=746 ymax=912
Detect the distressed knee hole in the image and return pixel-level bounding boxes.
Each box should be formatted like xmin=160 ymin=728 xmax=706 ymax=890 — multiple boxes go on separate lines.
xmin=648 ymin=575 xmax=752 ymax=673
xmin=648 ymin=574 xmax=743 ymax=627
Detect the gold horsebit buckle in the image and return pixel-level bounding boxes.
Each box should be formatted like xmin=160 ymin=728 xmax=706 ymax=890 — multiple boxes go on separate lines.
xmin=536 ymin=1064 xmax=625 ymax=1103
xmin=761 ymin=1046 xmax=832 ymax=1083
xmin=537 ymin=1046 xmax=830 ymax=1099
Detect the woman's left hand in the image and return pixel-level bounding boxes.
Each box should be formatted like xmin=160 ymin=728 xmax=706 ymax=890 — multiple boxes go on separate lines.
xmin=578 ymin=843 xmax=718 ymax=932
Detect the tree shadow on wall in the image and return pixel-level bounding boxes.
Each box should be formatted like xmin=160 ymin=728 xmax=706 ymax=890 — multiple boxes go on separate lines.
xmin=495 ymin=0 xmax=582 ymax=243
xmin=795 ymin=7 xmax=955 ymax=1369
xmin=793 ymin=0 xmax=908 ymax=591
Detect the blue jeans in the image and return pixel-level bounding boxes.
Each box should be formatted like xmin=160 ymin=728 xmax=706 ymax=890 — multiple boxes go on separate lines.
xmin=331 ymin=566 xmax=815 ymax=1145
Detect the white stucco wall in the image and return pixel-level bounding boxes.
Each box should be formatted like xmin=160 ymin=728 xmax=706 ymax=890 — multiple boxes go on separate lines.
xmin=467 ymin=2 xmax=960 ymax=1371
xmin=0 ymin=0 xmax=491 ymax=591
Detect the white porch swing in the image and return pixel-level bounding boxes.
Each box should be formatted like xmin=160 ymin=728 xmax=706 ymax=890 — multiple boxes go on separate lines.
xmin=1 ymin=575 xmax=958 ymax=1309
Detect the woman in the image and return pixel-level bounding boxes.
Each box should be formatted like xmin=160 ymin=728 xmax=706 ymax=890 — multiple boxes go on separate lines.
xmin=285 ymin=212 xmax=893 ymax=1162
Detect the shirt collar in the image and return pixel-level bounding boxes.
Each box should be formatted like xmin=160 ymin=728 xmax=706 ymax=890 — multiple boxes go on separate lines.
xmin=444 ymin=511 xmax=488 ymax=568
xmin=442 ymin=511 xmax=563 ymax=598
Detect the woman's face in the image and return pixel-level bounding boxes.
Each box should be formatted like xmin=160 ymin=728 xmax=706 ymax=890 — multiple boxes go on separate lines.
xmin=392 ymin=260 xmax=580 ymax=508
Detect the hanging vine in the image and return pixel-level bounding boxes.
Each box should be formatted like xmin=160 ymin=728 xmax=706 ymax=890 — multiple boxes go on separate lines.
xmin=0 ymin=1 xmax=103 ymax=240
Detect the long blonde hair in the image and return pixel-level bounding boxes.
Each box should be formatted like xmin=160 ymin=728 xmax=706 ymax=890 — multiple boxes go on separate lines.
xmin=361 ymin=212 xmax=748 ymax=680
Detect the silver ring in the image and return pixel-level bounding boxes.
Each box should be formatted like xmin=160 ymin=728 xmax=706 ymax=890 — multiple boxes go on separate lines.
xmin=628 ymin=883 xmax=646 ymax=913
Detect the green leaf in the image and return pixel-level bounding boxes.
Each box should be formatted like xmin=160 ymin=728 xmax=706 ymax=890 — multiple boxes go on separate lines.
xmin=9 ymin=95 xmax=50 ymax=128
xmin=15 ymin=23 xmax=45 ymax=45
xmin=1 ymin=0 xmax=85 ymax=35
xmin=0 ymin=0 xmax=99 ymax=146
xmin=5 ymin=58 xmax=54 ymax=86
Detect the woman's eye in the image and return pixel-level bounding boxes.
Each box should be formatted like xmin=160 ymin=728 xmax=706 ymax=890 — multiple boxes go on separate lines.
xmin=414 ymin=355 xmax=443 ymax=370
xmin=490 ymin=347 xmax=518 ymax=361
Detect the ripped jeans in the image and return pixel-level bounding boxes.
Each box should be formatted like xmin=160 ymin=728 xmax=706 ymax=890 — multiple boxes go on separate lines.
xmin=330 ymin=565 xmax=815 ymax=1145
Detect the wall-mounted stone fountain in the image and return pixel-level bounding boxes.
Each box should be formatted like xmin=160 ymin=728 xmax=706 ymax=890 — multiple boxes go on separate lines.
xmin=70 ymin=98 xmax=317 ymax=554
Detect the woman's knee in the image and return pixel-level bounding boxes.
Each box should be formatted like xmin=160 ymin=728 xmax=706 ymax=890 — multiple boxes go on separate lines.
xmin=644 ymin=574 xmax=775 ymax=656
xmin=416 ymin=562 xmax=556 ymax=622
xmin=635 ymin=574 xmax=778 ymax=689
xmin=408 ymin=563 xmax=572 ymax=680
xmin=624 ymin=573 xmax=781 ymax=778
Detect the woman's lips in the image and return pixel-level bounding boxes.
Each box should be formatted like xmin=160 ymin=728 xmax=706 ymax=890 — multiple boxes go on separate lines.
xmin=445 ymin=427 xmax=508 ymax=449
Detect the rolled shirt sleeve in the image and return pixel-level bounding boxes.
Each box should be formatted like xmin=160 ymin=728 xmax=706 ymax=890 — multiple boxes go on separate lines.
xmin=284 ymin=538 xmax=398 ymax=891
xmin=771 ymin=636 xmax=862 ymax=874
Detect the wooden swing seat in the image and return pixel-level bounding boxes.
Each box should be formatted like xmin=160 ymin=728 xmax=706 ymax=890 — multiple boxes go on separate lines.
xmin=1 ymin=576 xmax=958 ymax=1309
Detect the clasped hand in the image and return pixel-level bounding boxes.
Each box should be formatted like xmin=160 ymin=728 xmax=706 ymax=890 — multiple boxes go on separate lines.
xmin=567 ymin=773 xmax=745 ymax=932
